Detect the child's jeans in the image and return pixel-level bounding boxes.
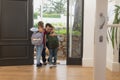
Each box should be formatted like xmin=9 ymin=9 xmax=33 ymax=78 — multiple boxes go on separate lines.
xmin=36 ymin=44 xmax=43 ymax=64
xmin=49 ymin=48 xmax=58 ymax=64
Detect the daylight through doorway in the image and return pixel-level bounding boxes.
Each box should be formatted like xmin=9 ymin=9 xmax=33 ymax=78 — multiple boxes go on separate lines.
xmin=33 ymin=0 xmax=67 ymax=65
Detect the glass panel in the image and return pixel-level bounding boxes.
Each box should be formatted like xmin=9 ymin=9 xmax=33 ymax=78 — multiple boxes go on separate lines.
xmin=69 ymin=0 xmax=83 ymax=58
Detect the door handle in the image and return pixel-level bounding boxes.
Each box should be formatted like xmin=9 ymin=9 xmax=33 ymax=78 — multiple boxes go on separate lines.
xmin=99 ymin=13 xmax=105 ymax=29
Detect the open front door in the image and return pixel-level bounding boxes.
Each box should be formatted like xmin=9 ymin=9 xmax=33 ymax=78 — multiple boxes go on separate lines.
xmin=0 ymin=0 xmax=33 ymax=66
xmin=67 ymin=0 xmax=84 ymax=65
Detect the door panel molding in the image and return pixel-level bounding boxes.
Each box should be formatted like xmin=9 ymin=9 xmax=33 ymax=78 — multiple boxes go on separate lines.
xmin=0 ymin=0 xmax=33 ymax=66
xmin=0 ymin=0 xmax=29 ymax=40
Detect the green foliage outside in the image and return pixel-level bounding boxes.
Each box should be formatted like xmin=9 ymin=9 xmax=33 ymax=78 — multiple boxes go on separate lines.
xmin=34 ymin=22 xmax=65 ymax=29
xmin=43 ymin=0 xmax=67 ymax=15
xmin=55 ymin=28 xmax=80 ymax=36
xmin=34 ymin=12 xmax=39 ymax=19
xmin=34 ymin=23 xmax=38 ymax=28
xmin=72 ymin=31 xmax=81 ymax=36
xmin=43 ymin=13 xmax=61 ymax=18
xmin=33 ymin=22 xmax=80 ymax=36
xmin=51 ymin=22 xmax=65 ymax=27
xmin=55 ymin=29 xmax=66 ymax=35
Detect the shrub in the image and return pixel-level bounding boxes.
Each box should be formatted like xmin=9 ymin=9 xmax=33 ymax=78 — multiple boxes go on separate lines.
xmin=34 ymin=23 xmax=38 ymax=28
xmin=43 ymin=13 xmax=61 ymax=18
xmin=72 ymin=31 xmax=81 ymax=36
xmin=51 ymin=22 xmax=65 ymax=27
xmin=55 ymin=28 xmax=66 ymax=35
xmin=34 ymin=12 xmax=39 ymax=19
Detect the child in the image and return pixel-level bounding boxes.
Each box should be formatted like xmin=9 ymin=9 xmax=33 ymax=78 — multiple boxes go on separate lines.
xmin=41 ymin=23 xmax=53 ymax=65
xmin=33 ymin=21 xmax=44 ymax=67
xmin=47 ymin=26 xmax=59 ymax=65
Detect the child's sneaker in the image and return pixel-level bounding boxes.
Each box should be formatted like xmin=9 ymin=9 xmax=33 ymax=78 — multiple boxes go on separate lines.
xmin=53 ymin=62 xmax=56 ymax=65
xmin=49 ymin=64 xmax=53 ymax=68
xmin=36 ymin=63 xmax=42 ymax=67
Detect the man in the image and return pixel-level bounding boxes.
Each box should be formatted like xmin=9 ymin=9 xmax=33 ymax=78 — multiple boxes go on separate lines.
xmin=42 ymin=23 xmax=53 ymax=65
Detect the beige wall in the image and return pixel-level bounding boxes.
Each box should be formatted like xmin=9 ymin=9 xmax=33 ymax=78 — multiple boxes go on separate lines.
xmin=106 ymin=0 xmax=120 ymax=72
xmin=82 ymin=0 xmax=96 ymax=67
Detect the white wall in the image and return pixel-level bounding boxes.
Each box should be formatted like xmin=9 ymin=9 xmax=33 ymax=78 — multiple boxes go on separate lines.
xmin=106 ymin=41 xmax=114 ymax=70
xmin=82 ymin=0 xmax=96 ymax=67
xmin=106 ymin=0 xmax=120 ymax=72
xmin=106 ymin=0 xmax=115 ymax=71
xmin=116 ymin=0 xmax=120 ymax=5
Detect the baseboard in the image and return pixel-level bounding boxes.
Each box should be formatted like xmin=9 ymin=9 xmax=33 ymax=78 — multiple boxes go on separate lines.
xmin=83 ymin=58 xmax=120 ymax=72
xmin=82 ymin=58 xmax=94 ymax=67
xmin=107 ymin=60 xmax=120 ymax=72
xmin=112 ymin=62 xmax=120 ymax=72
xmin=106 ymin=60 xmax=113 ymax=71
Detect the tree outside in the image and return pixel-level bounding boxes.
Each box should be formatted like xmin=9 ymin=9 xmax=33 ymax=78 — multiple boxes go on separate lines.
xmin=33 ymin=0 xmax=67 ymax=34
xmin=33 ymin=0 xmax=84 ymax=58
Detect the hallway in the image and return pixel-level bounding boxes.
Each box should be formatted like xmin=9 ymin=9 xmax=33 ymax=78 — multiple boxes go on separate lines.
xmin=0 ymin=65 xmax=120 ymax=80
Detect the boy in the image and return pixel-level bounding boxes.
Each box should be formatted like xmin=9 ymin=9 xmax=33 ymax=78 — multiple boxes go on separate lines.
xmin=42 ymin=23 xmax=53 ymax=65
xmin=47 ymin=26 xmax=59 ymax=65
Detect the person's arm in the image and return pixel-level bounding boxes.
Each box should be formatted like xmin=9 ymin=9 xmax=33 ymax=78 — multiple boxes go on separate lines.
xmin=49 ymin=32 xmax=57 ymax=36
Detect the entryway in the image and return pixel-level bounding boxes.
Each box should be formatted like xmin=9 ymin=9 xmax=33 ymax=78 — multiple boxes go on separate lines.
xmin=33 ymin=0 xmax=84 ymax=65
xmin=0 ymin=0 xmax=84 ymax=66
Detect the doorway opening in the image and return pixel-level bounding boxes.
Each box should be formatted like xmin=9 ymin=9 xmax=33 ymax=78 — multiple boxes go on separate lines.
xmin=0 ymin=0 xmax=83 ymax=66
xmin=32 ymin=0 xmax=84 ymax=65
xmin=33 ymin=0 xmax=67 ymax=65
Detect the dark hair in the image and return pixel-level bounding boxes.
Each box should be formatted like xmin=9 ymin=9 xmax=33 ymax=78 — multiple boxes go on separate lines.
xmin=38 ymin=21 xmax=44 ymax=28
xmin=45 ymin=23 xmax=53 ymax=28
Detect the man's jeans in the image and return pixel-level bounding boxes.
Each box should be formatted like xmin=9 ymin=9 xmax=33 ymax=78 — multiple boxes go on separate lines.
xmin=42 ymin=47 xmax=46 ymax=63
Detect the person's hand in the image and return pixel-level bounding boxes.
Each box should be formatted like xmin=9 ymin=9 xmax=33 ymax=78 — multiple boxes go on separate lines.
xmin=50 ymin=33 xmax=56 ymax=36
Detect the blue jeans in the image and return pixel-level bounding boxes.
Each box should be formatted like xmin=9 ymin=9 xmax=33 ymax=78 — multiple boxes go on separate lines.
xmin=36 ymin=44 xmax=43 ymax=64
xmin=49 ymin=48 xmax=58 ymax=64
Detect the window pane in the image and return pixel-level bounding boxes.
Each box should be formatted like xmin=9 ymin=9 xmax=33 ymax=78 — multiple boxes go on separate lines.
xmin=69 ymin=0 xmax=83 ymax=58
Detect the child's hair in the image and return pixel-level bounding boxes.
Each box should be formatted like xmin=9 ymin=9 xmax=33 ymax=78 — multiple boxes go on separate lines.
xmin=38 ymin=21 xmax=44 ymax=28
xmin=45 ymin=23 xmax=53 ymax=28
